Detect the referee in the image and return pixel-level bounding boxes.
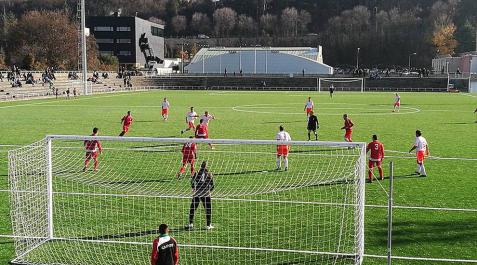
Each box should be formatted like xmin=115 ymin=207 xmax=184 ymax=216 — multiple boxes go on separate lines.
xmin=307 ymin=111 xmax=319 ymax=141
xmin=186 ymin=161 xmax=215 ymax=230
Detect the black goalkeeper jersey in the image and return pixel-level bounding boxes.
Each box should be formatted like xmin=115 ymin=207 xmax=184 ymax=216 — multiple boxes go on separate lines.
xmin=307 ymin=115 xmax=319 ymax=130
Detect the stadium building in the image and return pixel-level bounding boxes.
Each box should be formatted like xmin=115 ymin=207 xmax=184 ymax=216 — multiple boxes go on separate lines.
xmin=87 ymin=14 xmax=164 ymax=68
xmin=185 ymin=47 xmax=333 ymax=75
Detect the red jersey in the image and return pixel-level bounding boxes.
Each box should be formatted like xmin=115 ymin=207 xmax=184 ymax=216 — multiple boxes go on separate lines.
xmin=84 ymin=134 xmax=102 ymax=153
xmin=122 ymin=115 xmax=133 ymax=126
xmin=366 ymin=140 xmax=384 ymax=161
xmin=150 ymin=235 xmax=179 ymax=265
xmin=195 ymin=123 xmax=208 ymax=138
xmin=181 ymin=142 xmax=197 ymax=160
xmin=344 ymin=118 xmax=354 ymax=130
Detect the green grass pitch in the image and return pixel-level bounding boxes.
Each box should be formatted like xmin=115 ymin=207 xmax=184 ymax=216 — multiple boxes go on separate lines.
xmin=0 ymin=90 xmax=476 ymax=264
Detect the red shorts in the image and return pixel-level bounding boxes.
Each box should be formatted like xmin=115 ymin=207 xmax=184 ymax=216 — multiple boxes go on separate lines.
xmin=394 ymin=102 xmax=400 ymax=107
xmin=162 ymin=108 xmax=168 ymax=115
xmin=122 ymin=125 xmax=129 ymax=133
xmin=277 ymin=145 xmax=289 ymax=156
xmin=345 ymin=130 xmax=353 ymax=140
xmin=85 ymin=151 xmax=98 ymax=160
xmin=188 ymin=121 xmax=195 ymax=129
xmin=368 ymin=160 xmax=382 ymax=168
xmin=182 ymin=158 xmax=194 ymax=164
xmin=306 ymin=108 xmax=313 ymax=114
xmin=416 ymin=151 xmax=425 ymax=163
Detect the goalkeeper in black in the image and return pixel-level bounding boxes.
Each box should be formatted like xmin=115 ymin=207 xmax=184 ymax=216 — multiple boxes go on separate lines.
xmin=307 ymin=111 xmax=320 ymax=141
xmin=186 ymin=161 xmax=215 ymax=230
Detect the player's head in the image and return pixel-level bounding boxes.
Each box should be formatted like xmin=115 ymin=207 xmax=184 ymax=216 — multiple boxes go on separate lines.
xmin=92 ymin=127 xmax=99 ymax=134
xmin=308 ymin=97 xmax=311 ymax=100
xmin=416 ymin=130 xmax=422 ymax=137
xmin=205 ymin=111 xmax=209 ymax=115
xmin=200 ymin=161 xmax=207 ymax=169
xmin=372 ymin=134 xmax=378 ymax=141
xmin=395 ymin=93 xmax=399 ymax=96
xmin=158 ymin=223 xmax=169 ymax=235
xmin=127 ymin=111 xmax=131 ymax=115
xmin=343 ymin=114 xmax=348 ymax=119
xmin=310 ymin=111 xmax=314 ymax=115
xmin=200 ymin=119 xmax=204 ymax=124
xmin=163 ymin=97 xmax=167 ymax=101
xmin=279 ymin=125 xmax=284 ymax=131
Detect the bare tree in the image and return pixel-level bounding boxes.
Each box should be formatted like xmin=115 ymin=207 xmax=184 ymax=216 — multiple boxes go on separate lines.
xmin=171 ymin=15 xmax=187 ymax=36
xmin=191 ymin=12 xmax=211 ymax=34
xmin=149 ymin=16 xmax=166 ymax=25
xmin=213 ymin=7 xmax=237 ymax=37
xmin=237 ymin=14 xmax=257 ymax=36
xmin=260 ymin=13 xmax=277 ymax=36
xmin=298 ymin=10 xmax=312 ymax=35
xmin=281 ymin=7 xmax=299 ymax=37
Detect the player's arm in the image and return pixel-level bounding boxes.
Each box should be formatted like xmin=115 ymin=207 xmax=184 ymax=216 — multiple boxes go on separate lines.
xmin=121 ymin=116 xmax=124 ymax=123
xmin=349 ymin=120 xmax=354 ymax=128
xmin=474 ymin=108 xmax=477 ymax=113
xmin=97 ymin=141 xmax=103 ymax=154
xmin=425 ymin=145 xmax=430 ymax=156
xmin=380 ymin=144 xmax=385 ymax=158
xmin=150 ymin=239 xmax=158 ymax=265
xmin=209 ymin=173 xmax=214 ymax=192
xmin=409 ymin=145 xmax=417 ymax=153
xmin=366 ymin=143 xmax=370 ymax=153
xmin=173 ymin=238 xmax=179 ymax=265
xmin=315 ymin=117 xmax=319 ymax=128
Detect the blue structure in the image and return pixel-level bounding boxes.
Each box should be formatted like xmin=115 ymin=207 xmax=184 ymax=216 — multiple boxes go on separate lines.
xmin=185 ymin=47 xmax=333 ymax=75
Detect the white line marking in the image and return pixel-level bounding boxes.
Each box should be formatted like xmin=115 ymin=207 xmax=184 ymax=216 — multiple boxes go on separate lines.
xmin=364 ymin=254 xmax=477 ymax=263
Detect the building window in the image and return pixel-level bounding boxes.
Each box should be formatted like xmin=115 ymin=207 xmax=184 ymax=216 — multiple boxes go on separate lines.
xmin=116 ymin=38 xmax=132 ymax=44
xmin=118 ymin=51 xmax=132 ymax=56
xmin=96 ymin=39 xmax=114 ymax=43
xmin=151 ymin=26 xmax=164 ymax=37
xmin=117 ymin=26 xmax=131 ymax=32
xmin=94 ymin=26 xmax=114 ymax=31
xmin=100 ymin=51 xmax=114 ymax=56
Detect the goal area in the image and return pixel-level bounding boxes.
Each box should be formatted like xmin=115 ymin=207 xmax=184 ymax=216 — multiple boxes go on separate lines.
xmin=8 ymin=135 xmax=365 ymax=265
xmin=318 ymin=78 xmax=365 ymax=92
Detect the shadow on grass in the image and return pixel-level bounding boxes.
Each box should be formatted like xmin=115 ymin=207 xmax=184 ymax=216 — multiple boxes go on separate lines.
xmin=262 ymin=121 xmax=304 ymax=124
xmin=215 ymin=170 xmax=271 ymax=176
xmin=105 ymin=179 xmax=173 ymax=185
xmin=77 ymin=229 xmax=159 ymax=241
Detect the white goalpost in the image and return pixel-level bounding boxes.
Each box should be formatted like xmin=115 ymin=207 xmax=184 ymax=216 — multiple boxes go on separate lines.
xmin=318 ymin=78 xmax=365 ymax=93
xmin=8 ymin=135 xmax=366 ymax=265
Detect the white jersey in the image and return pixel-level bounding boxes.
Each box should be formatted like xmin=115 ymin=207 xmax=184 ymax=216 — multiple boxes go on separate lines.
xmin=305 ymin=101 xmax=314 ymax=109
xmin=414 ymin=136 xmax=428 ymax=152
xmin=200 ymin=114 xmax=214 ymax=124
xmin=276 ymin=131 xmax=291 ymax=142
xmin=161 ymin=101 xmax=170 ymax=109
xmin=395 ymin=96 xmax=401 ymax=103
xmin=186 ymin=111 xmax=197 ymax=122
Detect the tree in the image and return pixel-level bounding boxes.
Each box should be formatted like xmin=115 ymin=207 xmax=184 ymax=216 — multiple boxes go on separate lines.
xmin=433 ymin=23 xmax=458 ymax=55
xmin=260 ymin=13 xmax=277 ymax=36
xmin=236 ymin=14 xmax=257 ymax=36
xmin=298 ymin=10 xmax=312 ymax=35
xmin=213 ymin=7 xmax=237 ymax=37
xmin=281 ymin=7 xmax=299 ymax=37
xmin=171 ymin=15 xmax=187 ymax=36
xmin=191 ymin=12 xmax=211 ymax=34
xmin=149 ymin=17 xmax=166 ymax=25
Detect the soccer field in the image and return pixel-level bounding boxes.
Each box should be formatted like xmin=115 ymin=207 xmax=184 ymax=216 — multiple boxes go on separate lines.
xmin=0 ymin=90 xmax=476 ymax=264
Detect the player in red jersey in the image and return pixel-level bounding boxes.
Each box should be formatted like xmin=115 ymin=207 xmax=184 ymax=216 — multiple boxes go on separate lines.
xmin=366 ymin=135 xmax=385 ymax=183
xmin=178 ymin=137 xmax=197 ymax=179
xmin=119 ymin=111 xmax=133 ymax=136
xmin=341 ymin=114 xmax=354 ymax=142
xmin=150 ymin=224 xmax=179 ymax=265
xmin=83 ymin=127 xmax=102 ymax=172
xmin=195 ymin=119 xmax=214 ymax=149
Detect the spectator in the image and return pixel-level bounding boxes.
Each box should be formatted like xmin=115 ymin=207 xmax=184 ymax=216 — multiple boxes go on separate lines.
xmin=150 ymin=224 xmax=179 ymax=265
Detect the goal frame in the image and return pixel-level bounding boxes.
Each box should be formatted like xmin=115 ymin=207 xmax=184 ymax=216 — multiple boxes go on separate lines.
xmin=9 ymin=135 xmax=366 ymax=265
xmin=318 ymin=78 xmax=365 ymax=93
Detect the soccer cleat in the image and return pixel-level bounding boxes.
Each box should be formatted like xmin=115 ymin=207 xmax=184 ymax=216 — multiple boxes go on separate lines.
xmin=284 ymin=167 xmax=288 ymax=171
xmin=185 ymin=223 xmax=194 ymax=229
xmin=275 ymin=167 xmax=281 ymax=171
xmin=206 ymin=225 xmax=215 ymax=230
xmin=180 ymin=130 xmax=184 ymax=135
xmin=82 ymin=167 xmax=86 ymax=172
xmin=176 ymin=173 xmax=183 ymax=179
xmin=366 ymin=179 xmax=372 ymax=183
xmin=379 ymin=177 xmax=384 ymax=181
xmin=414 ymin=171 xmax=420 ymax=175
xmin=420 ymin=175 xmax=427 ymax=177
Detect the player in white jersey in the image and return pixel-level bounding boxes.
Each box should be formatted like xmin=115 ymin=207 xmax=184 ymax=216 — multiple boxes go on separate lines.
xmin=181 ymin=107 xmax=198 ymax=135
xmin=276 ymin=125 xmax=291 ymax=171
xmin=409 ymin=130 xmax=429 ymax=177
xmin=200 ymin=111 xmax=215 ymax=125
xmin=392 ymin=93 xmax=401 ymax=112
xmin=303 ymin=97 xmax=314 ymax=119
xmin=161 ymin=98 xmax=170 ymax=120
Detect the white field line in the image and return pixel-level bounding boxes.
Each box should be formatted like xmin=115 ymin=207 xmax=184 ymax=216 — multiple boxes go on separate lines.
xmin=1 ymin=235 xmax=476 ymax=263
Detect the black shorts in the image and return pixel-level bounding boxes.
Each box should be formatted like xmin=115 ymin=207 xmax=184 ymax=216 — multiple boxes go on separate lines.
xmin=307 ymin=126 xmax=317 ymax=131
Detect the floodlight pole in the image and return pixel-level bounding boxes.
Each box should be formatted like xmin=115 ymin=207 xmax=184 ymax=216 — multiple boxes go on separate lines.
xmin=80 ymin=0 xmax=88 ymax=95
xmin=408 ymin=52 xmax=416 ymax=72
xmin=387 ymin=161 xmax=394 ymax=265
xmin=356 ymin=48 xmax=360 ymax=70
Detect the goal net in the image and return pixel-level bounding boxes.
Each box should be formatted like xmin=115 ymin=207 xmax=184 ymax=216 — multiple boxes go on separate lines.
xmin=8 ymin=135 xmax=365 ymax=265
xmin=319 ymin=78 xmax=365 ymax=92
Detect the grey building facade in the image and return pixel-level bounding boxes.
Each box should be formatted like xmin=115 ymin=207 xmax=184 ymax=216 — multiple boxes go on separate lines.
xmin=87 ymin=15 xmax=164 ymax=68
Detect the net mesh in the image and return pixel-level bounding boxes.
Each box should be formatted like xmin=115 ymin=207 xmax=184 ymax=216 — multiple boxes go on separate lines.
xmin=8 ymin=136 xmax=365 ymax=265
xmin=319 ymin=78 xmax=364 ymax=92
